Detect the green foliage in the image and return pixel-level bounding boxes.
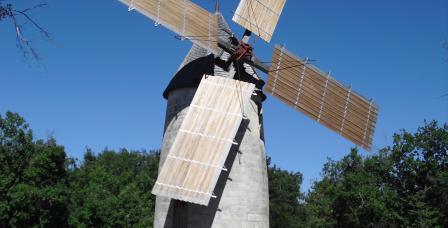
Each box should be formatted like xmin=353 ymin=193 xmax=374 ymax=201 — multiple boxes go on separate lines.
xmin=306 ymin=121 xmax=448 ymax=227
xmin=67 ymin=149 xmax=160 ymax=227
xmin=267 ymin=157 xmax=307 ymax=228
xmin=387 ymin=121 xmax=448 ymax=226
xmin=1 ymin=111 xmax=447 ymax=227
xmin=306 ymin=149 xmax=401 ymax=227
xmin=0 ymin=111 xmax=160 ymax=227
xmin=0 ymin=111 xmax=69 ymax=227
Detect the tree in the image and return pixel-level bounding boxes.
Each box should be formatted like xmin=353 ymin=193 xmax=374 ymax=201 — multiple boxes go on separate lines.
xmin=2 ymin=111 xmax=446 ymax=227
xmin=306 ymin=149 xmax=401 ymax=227
xmin=68 ymin=148 xmax=160 ymax=227
xmin=305 ymin=121 xmax=448 ymax=227
xmin=0 ymin=111 xmax=70 ymax=227
xmin=0 ymin=0 xmax=50 ymax=63
xmin=0 ymin=111 xmax=162 ymax=227
xmin=267 ymin=157 xmax=307 ymax=228
xmin=386 ymin=121 xmax=448 ymax=226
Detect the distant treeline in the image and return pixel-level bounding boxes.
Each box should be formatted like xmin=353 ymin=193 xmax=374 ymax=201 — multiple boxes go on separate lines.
xmin=1 ymin=111 xmax=447 ymax=227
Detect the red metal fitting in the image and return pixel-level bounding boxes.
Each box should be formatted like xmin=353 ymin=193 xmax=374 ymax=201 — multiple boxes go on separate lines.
xmin=233 ymin=41 xmax=253 ymax=62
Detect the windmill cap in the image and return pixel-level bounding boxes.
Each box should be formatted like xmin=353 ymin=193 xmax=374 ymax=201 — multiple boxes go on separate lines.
xmin=163 ymin=54 xmax=215 ymax=99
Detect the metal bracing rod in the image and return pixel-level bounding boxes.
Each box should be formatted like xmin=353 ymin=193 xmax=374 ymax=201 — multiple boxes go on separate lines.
xmin=217 ymin=35 xmax=271 ymax=74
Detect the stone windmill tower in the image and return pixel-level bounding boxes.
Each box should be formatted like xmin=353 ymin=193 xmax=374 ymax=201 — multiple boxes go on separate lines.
xmin=118 ymin=0 xmax=379 ymax=227
xmin=154 ymin=13 xmax=269 ymax=227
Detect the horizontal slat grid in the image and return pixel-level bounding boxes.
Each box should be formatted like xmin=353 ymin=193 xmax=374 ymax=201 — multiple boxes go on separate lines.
xmin=119 ymin=0 xmax=218 ymax=53
xmin=232 ymin=0 xmax=286 ymax=43
xmin=265 ymin=45 xmax=378 ymax=151
xmin=152 ymin=75 xmax=255 ymax=205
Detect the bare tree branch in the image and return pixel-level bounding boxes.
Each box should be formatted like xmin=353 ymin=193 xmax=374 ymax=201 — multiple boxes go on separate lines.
xmin=20 ymin=3 xmax=47 ymax=13
xmin=13 ymin=6 xmax=51 ymax=39
xmin=0 ymin=1 xmax=51 ymax=64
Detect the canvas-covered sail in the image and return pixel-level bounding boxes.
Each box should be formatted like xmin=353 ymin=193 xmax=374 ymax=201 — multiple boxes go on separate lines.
xmin=232 ymin=0 xmax=286 ymax=42
xmin=266 ymin=45 xmax=378 ymax=151
xmin=152 ymin=75 xmax=255 ymax=205
xmin=119 ymin=0 xmax=219 ymax=53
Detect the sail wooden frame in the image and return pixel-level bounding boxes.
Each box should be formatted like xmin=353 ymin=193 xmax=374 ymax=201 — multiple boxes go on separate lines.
xmin=266 ymin=45 xmax=378 ymax=151
xmin=119 ymin=0 xmax=219 ymax=53
xmin=232 ymin=0 xmax=286 ymax=43
xmin=152 ymin=75 xmax=255 ymax=205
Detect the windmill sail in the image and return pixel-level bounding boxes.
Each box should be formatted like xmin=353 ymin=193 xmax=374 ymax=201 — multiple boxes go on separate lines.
xmin=232 ymin=0 xmax=286 ymax=43
xmin=152 ymin=75 xmax=255 ymax=205
xmin=266 ymin=45 xmax=378 ymax=151
xmin=119 ymin=0 xmax=219 ymax=53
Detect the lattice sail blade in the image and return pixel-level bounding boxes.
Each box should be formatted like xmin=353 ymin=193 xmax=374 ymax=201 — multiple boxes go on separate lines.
xmin=119 ymin=0 xmax=219 ymax=53
xmin=232 ymin=0 xmax=286 ymax=43
xmin=265 ymin=45 xmax=379 ymax=151
xmin=152 ymin=75 xmax=255 ymax=205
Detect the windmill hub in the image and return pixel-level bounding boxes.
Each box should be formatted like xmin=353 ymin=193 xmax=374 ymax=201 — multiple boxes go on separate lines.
xmin=232 ymin=41 xmax=254 ymax=62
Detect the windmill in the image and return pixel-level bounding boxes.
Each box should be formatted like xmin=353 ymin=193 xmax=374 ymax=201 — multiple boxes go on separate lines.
xmin=118 ymin=0 xmax=379 ymax=227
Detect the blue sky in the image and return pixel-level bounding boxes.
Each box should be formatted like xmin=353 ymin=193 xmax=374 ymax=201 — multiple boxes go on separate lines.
xmin=1 ymin=0 xmax=447 ymax=192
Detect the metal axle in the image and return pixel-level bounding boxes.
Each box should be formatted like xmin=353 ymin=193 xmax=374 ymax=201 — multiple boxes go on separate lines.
xmin=216 ymin=31 xmax=270 ymax=74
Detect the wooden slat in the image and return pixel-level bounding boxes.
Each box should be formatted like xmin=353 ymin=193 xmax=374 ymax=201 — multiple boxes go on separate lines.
xmin=266 ymin=45 xmax=378 ymax=150
xmin=119 ymin=0 xmax=218 ymax=53
xmin=270 ymin=50 xmax=378 ymax=118
xmin=232 ymin=0 xmax=286 ymax=43
xmin=152 ymin=75 xmax=255 ymax=205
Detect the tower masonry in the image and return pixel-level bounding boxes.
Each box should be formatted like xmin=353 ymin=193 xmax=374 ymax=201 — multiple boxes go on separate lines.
xmin=154 ymin=13 xmax=269 ymax=228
